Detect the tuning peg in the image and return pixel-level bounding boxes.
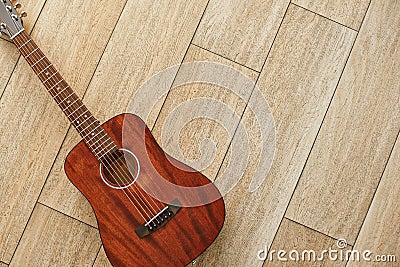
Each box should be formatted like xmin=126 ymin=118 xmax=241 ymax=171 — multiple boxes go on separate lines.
xmin=19 ymin=11 xmax=27 ymax=18
xmin=14 ymin=2 xmax=22 ymax=9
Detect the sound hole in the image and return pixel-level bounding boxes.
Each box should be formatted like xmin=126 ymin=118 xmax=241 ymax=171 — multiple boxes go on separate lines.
xmin=100 ymin=148 xmax=140 ymax=189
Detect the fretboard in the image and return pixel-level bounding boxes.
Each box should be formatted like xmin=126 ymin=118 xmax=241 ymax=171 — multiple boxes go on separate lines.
xmin=12 ymin=31 xmax=117 ymax=161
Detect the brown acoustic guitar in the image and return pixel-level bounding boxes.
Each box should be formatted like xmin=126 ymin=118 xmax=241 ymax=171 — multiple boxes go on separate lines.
xmin=0 ymin=1 xmax=225 ymax=266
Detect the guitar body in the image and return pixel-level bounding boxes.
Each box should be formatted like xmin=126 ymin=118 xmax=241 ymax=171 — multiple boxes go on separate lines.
xmin=64 ymin=113 xmax=225 ymax=266
xmin=0 ymin=2 xmax=225 ymax=265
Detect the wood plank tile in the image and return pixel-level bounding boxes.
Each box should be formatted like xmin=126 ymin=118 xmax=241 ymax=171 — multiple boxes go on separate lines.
xmin=286 ymin=0 xmax=400 ymax=244
xmin=0 ymin=0 xmax=47 ymax=96
xmin=152 ymin=44 xmax=258 ymax=180
xmin=194 ymin=4 xmax=356 ymax=267
xmin=0 ymin=41 xmax=19 ymax=96
xmin=10 ymin=204 xmax=101 ymax=267
xmin=193 ymin=0 xmax=290 ymax=71
xmin=39 ymin=0 xmax=208 ymax=226
xmin=292 ymin=0 xmax=370 ymax=30
xmin=93 ymin=247 xmax=112 ymax=267
xmin=264 ymin=218 xmax=351 ymax=266
xmin=38 ymin=127 xmax=98 ymax=227
xmin=0 ymin=0 xmax=127 ymax=263
xmin=0 ymin=262 xmax=8 ymax=267
xmin=347 ymin=136 xmax=400 ymax=267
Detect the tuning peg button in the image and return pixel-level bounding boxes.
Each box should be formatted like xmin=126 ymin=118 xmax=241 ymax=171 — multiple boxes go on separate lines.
xmin=20 ymin=11 xmax=27 ymax=18
xmin=14 ymin=2 xmax=22 ymax=9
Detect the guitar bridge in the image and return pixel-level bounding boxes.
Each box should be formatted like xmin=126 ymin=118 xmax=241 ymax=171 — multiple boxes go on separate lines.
xmin=135 ymin=199 xmax=181 ymax=238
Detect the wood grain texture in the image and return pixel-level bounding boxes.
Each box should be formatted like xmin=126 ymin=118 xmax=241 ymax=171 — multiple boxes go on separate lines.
xmin=347 ymin=136 xmax=400 ymax=267
xmin=0 ymin=262 xmax=7 ymax=267
xmin=292 ymin=0 xmax=370 ymax=30
xmin=286 ymin=0 xmax=400 ymax=244
xmin=152 ymin=44 xmax=258 ymax=180
xmin=0 ymin=0 xmax=127 ymax=263
xmin=193 ymin=0 xmax=290 ymax=71
xmin=193 ymin=4 xmax=356 ymax=267
xmin=0 ymin=41 xmax=19 ymax=96
xmin=1 ymin=0 xmax=398 ymax=265
xmin=9 ymin=204 xmax=101 ymax=267
xmin=39 ymin=0 xmax=208 ymax=226
xmin=64 ymin=113 xmax=224 ymax=266
xmin=93 ymin=247 xmax=111 ymax=267
xmin=38 ymin=127 xmax=99 ymax=227
xmin=0 ymin=0 xmax=46 ymax=96
xmin=264 ymin=218 xmax=351 ymax=266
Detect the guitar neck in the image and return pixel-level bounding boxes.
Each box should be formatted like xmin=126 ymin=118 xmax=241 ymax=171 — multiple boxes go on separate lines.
xmin=12 ymin=31 xmax=117 ymax=161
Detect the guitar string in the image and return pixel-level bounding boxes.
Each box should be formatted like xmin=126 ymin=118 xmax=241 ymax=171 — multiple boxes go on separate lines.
xmin=14 ymin=32 xmax=164 ymax=223
xmin=19 ymin=33 xmax=165 ymax=224
xmin=30 ymin=42 xmax=165 ymax=224
xmin=101 ymin=148 xmax=163 ymax=221
xmin=12 ymin=33 xmax=153 ymax=220
xmin=106 ymin=151 xmax=164 ymax=216
xmin=14 ymin=34 xmax=156 ymax=222
xmin=6 ymin=20 xmax=164 ymax=224
xmin=101 ymin=151 xmax=160 ymax=223
xmin=101 ymin=151 xmax=164 ymax=227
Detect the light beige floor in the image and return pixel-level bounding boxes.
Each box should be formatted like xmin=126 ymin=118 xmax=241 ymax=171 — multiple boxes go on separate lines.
xmin=0 ymin=0 xmax=399 ymax=266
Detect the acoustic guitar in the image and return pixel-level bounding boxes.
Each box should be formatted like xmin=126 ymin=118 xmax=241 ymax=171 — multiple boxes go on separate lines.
xmin=0 ymin=1 xmax=225 ymax=266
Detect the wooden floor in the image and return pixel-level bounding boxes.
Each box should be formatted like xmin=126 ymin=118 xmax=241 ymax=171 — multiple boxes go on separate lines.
xmin=0 ymin=0 xmax=399 ymax=266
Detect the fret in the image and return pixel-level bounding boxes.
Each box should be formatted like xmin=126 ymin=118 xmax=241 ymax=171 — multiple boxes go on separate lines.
xmin=93 ymin=139 xmax=114 ymax=154
xmin=53 ymin=85 xmax=68 ymax=98
xmin=48 ymin=80 xmax=64 ymax=93
xmin=38 ymin=64 xmax=53 ymax=76
xmin=43 ymin=71 xmax=58 ymax=83
xmin=31 ymin=56 xmax=45 ymax=67
xmin=80 ymin=120 xmax=99 ymax=136
xmin=86 ymin=128 xmax=106 ymax=143
xmin=68 ymin=108 xmax=88 ymax=124
xmin=67 ymin=104 xmax=84 ymax=119
xmin=73 ymin=110 xmax=90 ymax=123
xmin=75 ymin=112 xmax=92 ymax=128
xmin=58 ymin=93 xmax=75 ymax=105
xmin=81 ymin=128 xmax=101 ymax=139
xmin=13 ymin=31 xmax=117 ymax=161
xmin=98 ymin=145 xmax=118 ymax=160
xmin=88 ymin=132 xmax=108 ymax=147
xmin=25 ymin=48 xmax=39 ymax=58
xmin=62 ymin=98 xmax=79 ymax=112
xmin=95 ymin=141 xmax=115 ymax=157
xmin=18 ymin=39 xmax=31 ymax=49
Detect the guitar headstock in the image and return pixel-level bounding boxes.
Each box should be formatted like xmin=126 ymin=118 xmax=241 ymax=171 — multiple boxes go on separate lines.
xmin=0 ymin=0 xmax=27 ymax=39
